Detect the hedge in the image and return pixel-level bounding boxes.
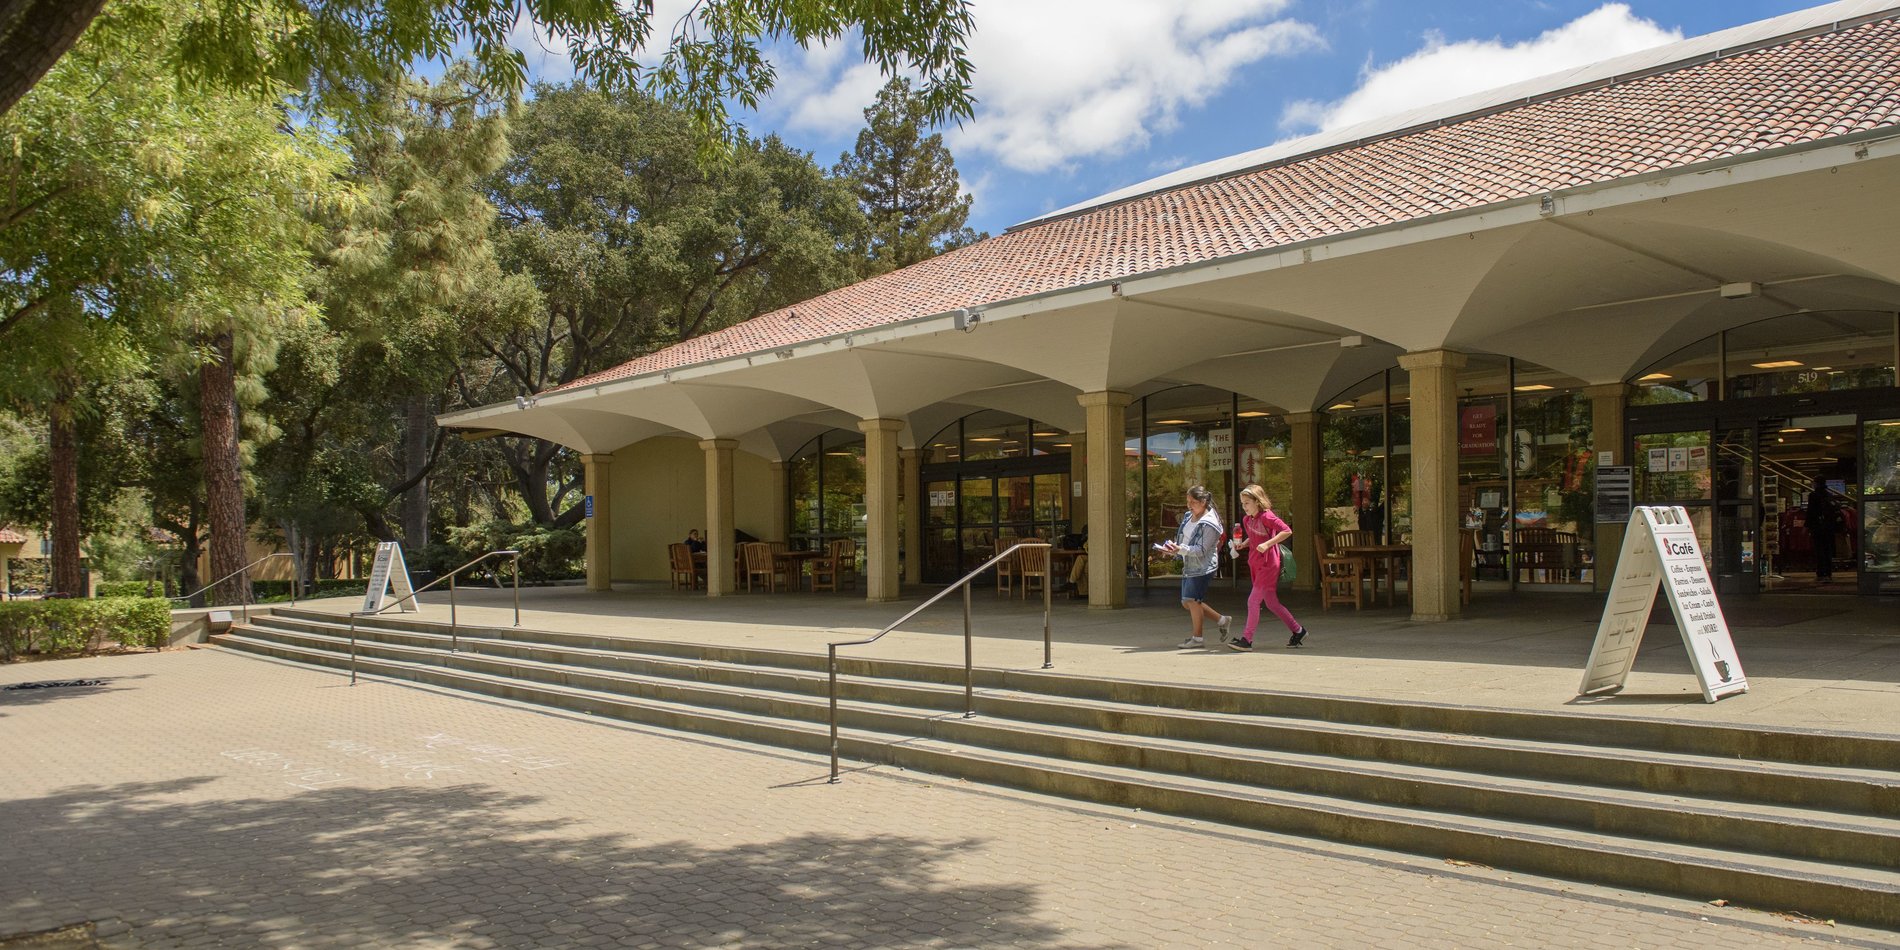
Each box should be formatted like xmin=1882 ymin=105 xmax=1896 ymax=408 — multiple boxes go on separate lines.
xmin=97 ymin=580 xmax=172 ymax=599
xmin=0 ymin=598 xmax=172 ymax=661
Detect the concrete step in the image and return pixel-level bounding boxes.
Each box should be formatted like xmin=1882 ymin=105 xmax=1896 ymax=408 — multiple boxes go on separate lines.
xmin=226 ymin=622 xmax=1900 ymax=870
xmin=280 ymin=606 xmax=1900 ymax=771
xmin=248 ymin=615 xmax=1900 ymax=818
xmin=214 ymin=628 xmax=1900 ymax=930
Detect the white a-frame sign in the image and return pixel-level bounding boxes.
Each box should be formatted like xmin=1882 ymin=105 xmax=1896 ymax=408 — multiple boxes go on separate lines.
xmin=360 ymin=541 xmax=419 ymax=614
xmin=1580 ymin=506 xmax=1747 ymax=702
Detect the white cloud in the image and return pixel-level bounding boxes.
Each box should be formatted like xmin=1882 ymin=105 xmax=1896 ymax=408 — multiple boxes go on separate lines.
xmin=766 ymin=0 xmax=1324 ymax=172
xmin=1280 ymin=3 xmax=1681 ymax=134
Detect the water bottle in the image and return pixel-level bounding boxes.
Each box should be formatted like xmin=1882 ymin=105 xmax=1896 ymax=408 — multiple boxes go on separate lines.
xmin=1231 ymin=522 xmax=1245 ymax=557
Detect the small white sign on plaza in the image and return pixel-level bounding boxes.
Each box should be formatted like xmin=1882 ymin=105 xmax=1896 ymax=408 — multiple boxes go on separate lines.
xmin=361 ymin=541 xmax=419 ymax=614
xmin=1580 ymin=506 xmax=1746 ymax=702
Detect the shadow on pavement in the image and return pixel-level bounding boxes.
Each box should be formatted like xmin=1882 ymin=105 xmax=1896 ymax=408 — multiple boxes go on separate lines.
xmin=0 ymin=778 xmax=1112 ymax=949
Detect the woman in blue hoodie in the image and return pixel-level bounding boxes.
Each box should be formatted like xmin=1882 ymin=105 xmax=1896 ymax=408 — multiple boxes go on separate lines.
xmin=1160 ymin=485 xmax=1231 ymax=649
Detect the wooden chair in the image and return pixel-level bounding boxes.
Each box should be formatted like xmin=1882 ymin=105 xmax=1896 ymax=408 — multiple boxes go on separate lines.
xmin=812 ymin=539 xmax=857 ymax=592
xmin=1314 ymin=534 xmax=1364 ymax=611
xmin=1333 ymin=529 xmax=1386 ymax=595
xmin=1016 ymin=545 xmax=1051 ymax=600
xmin=741 ymin=542 xmax=788 ymax=593
xmin=995 ymin=546 xmax=1017 ymax=596
xmin=667 ymin=543 xmax=700 ymax=591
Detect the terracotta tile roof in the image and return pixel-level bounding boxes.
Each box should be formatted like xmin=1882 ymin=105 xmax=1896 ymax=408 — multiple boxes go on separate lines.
xmin=559 ymin=17 xmax=1900 ymax=392
xmin=0 ymin=527 xmax=25 ymax=544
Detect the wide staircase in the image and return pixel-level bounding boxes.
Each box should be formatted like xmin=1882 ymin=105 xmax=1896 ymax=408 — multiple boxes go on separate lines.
xmin=216 ymin=606 xmax=1900 ymax=930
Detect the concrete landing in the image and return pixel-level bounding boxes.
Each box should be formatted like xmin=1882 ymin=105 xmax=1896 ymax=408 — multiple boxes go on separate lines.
xmin=288 ymin=582 xmax=1900 ymax=734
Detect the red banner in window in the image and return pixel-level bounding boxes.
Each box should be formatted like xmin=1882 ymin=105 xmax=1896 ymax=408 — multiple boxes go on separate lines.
xmin=1460 ymin=405 xmax=1498 ymax=456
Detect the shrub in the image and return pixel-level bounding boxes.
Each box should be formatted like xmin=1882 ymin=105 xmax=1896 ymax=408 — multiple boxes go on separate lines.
xmin=441 ymin=521 xmax=585 ymax=585
xmin=97 ymin=580 xmax=171 ymax=599
xmin=250 ymin=579 xmax=368 ymax=603
xmin=0 ymin=597 xmax=173 ymax=661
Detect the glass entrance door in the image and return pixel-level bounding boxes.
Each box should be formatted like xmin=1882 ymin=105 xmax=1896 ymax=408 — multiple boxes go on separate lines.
xmin=921 ymin=461 xmax=1072 ymax=584
xmin=1759 ymin=414 xmax=1861 ymax=591
xmin=1631 ymin=428 xmax=1715 ymax=578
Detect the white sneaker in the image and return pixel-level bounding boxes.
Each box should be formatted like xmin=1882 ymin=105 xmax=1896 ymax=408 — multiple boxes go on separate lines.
xmin=1217 ymin=615 xmax=1232 ymax=641
xmin=1177 ymin=636 xmax=1204 ymax=649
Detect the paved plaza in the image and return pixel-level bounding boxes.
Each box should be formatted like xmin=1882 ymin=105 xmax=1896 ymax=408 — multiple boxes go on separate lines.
xmin=3 ymin=645 xmax=1893 ymax=948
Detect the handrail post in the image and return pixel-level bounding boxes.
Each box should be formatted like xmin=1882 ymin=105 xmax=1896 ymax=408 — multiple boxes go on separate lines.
xmin=512 ymin=553 xmax=521 ymax=627
xmin=963 ymin=582 xmax=974 ymax=718
xmin=1043 ymin=559 xmax=1054 ymax=669
xmin=828 ymin=644 xmax=841 ymax=783
xmin=449 ymin=571 xmax=458 ymax=653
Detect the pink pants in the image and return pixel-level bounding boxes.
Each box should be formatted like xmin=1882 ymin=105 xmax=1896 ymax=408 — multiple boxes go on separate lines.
xmin=1244 ymin=570 xmax=1300 ymax=642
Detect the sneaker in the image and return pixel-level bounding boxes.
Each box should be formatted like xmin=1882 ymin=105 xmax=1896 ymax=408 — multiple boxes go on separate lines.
xmin=1227 ymin=637 xmax=1253 ymax=652
xmin=1287 ymin=627 xmax=1308 ymax=648
xmin=1177 ymin=636 xmax=1204 ymax=649
xmin=1216 ymin=615 xmax=1232 ymax=642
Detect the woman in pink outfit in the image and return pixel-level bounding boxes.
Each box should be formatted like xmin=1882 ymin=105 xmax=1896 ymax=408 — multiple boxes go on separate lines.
xmin=1229 ymin=484 xmax=1307 ymax=650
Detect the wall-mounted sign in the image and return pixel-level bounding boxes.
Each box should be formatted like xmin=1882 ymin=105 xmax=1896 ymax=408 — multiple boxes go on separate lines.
xmin=1594 ymin=466 xmax=1633 ymax=524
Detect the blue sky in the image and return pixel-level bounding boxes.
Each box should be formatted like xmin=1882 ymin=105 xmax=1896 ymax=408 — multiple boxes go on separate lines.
xmin=514 ymin=1 xmax=1824 ymax=235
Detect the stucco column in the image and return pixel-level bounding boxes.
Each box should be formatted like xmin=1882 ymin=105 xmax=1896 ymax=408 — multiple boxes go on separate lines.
xmin=899 ymin=448 xmax=923 ymax=585
xmin=1287 ymin=412 xmax=1323 ymax=593
xmin=700 ymin=439 xmax=739 ymax=596
xmin=860 ymin=419 xmax=903 ymax=602
xmin=767 ymin=461 xmax=790 ymax=543
xmin=581 ymin=453 xmax=614 ymax=592
xmin=1397 ymin=349 xmax=1468 ymax=622
xmin=1586 ymin=383 xmax=1628 ymax=594
xmin=1078 ymin=391 xmax=1133 ymax=608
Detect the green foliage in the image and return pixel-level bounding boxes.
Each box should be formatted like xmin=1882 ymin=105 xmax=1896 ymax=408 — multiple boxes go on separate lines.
xmin=835 ymin=77 xmax=984 ymax=274
xmin=96 ymin=580 xmax=172 ymax=599
xmin=251 ymin=579 xmax=367 ymax=603
xmin=0 ymin=597 xmax=172 ymax=660
xmin=440 ymin=520 xmax=584 ymax=584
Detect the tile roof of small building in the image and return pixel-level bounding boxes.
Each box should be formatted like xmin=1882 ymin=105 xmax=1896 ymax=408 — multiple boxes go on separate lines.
xmin=0 ymin=527 xmax=26 ymax=544
xmin=557 ymin=14 xmax=1900 ymax=393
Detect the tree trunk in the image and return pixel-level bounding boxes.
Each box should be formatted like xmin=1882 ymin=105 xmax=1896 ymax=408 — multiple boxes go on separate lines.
xmin=0 ymin=0 xmax=110 ymax=117
xmin=47 ymin=378 xmax=84 ymax=597
xmin=401 ymin=394 xmax=431 ymax=549
xmin=178 ymin=509 xmax=203 ymax=608
xmin=200 ymin=330 xmax=248 ymax=606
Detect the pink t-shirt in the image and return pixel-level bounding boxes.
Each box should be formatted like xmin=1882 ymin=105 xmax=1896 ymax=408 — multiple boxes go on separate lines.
xmin=1243 ymin=510 xmax=1290 ymax=570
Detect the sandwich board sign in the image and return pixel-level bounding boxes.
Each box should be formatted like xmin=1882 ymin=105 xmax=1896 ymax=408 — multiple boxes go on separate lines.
xmin=1580 ymin=506 xmax=1746 ymax=702
xmin=361 ymin=541 xmax=419 ymax=614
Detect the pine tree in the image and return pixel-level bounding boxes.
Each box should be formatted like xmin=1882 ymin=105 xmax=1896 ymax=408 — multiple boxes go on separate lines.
xmin=836 ymin=78 xmax=986 ymax=276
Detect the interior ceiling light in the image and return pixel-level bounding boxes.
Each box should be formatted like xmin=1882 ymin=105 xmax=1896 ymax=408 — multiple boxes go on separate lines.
xmin=1237 ymin=411 xmax=1270 ymax=418
xmin=968 ymin=437 xmax=1003 ymax=442
xmin=1811 ymin=366 xmax=1833 ymax=371
xmin=1780 ymin=427 xmax=1807 ymax=433
xmin=1327 ymin=403 xmax=1354 ymax=410
xmin=1263 ymin=454 xmax=1286 ymax=460
xmin=1513 ymin=384 xmax=1554 ymax=392
xmin=1752 ymin=360 xmax=1804 ymax=369
xmin=1637 ymin=373 xmax=1672 ymax=381
xmin=1154 ymin=419 xmax=1191 ymax=425
xmin=1053 ymin=442 xmax=1072 ymax=447
xmin=1032 ymin=431 xmax=1059 ymax=437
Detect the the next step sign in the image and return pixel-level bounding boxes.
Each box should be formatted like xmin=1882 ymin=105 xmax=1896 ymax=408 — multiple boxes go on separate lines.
xmin=1580 ymin=506 xmax=1747 ymax=703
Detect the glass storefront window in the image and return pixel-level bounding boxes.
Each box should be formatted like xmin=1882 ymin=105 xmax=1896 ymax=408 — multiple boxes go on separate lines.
xmin=963 ymin=410 xmax=1030 ymax=461
xmin=1510 ymin=384 xmax=1594 ymax=536
xmin=1726 ymin=312 xmax=1897 ymax=399
xmin=1865 ymin=418 xmax=1900 ymax=592
xmin=1633 ymin=430 xmax=1713 ymax=503
xmin=1629 ymin=336 xmax=1719 ymax=405
xmin=788 ymin=432 xmax=867 ymax=559
xmin=1141 ymin=386 xmax=1235 ymax=579
xmin=1323 ymin=408 xmax=1385 ymax=541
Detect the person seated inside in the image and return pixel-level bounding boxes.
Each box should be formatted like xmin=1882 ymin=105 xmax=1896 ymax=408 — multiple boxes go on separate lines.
xmin=684 ymin=529 xmax=707 ymax=554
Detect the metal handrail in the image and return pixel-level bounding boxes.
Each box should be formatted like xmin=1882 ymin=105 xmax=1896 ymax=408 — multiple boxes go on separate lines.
xmin=348 ymin=549 xmax=521 ymax=685
xmin=170 ymin=552 xmax=299 ymax=622
xmin=826 ymin=541 xmax=1054 ymax=782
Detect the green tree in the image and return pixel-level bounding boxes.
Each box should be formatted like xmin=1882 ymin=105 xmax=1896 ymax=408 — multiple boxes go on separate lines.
xmin=469 ymin=83 xmax=865 ymax=523
xmin=834 ymin=77 xmax=983 ymax=275
xmin=1 ymin=0 xmax=978 ymax=139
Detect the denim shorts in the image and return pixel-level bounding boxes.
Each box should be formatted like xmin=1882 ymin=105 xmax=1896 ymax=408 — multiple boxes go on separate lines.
xmin=1180 ymin=572 xmax=1212 ymax=603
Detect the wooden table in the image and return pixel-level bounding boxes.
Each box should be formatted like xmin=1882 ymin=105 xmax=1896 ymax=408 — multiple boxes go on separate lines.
xmin=1336 ymin=544 xmax=1412 ymax=606
xmin=775 ymin=550 xmax=823 ymax=590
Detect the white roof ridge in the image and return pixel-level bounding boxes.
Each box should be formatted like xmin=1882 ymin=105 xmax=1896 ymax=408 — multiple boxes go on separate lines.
xmin=1011 ymin=0 xmax=1900 ymax=231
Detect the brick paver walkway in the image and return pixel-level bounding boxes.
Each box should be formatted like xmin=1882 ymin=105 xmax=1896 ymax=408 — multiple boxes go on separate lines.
xmin=0 ymin=650 xmax=1884 ymax=948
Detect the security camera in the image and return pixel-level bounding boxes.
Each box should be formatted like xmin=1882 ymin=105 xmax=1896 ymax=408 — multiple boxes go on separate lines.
xmin=514 ymin=395 xmax=529 ymax=410
xmin=953 ymin=308 xmax=981 ymax=332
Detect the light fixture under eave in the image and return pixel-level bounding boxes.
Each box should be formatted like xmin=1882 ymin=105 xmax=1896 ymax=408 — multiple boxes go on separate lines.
xmin=1032 ymin=431 xmax=1060 ymax=437
xmin=1752 ymin=360 xmax=1803 ymax=369
xmin=1637 ymin=373 xmax=1672 ymax=381
xmin=1237 ymin=411 xmax=1270 ymax=418
xmin=1327 ymin=403 xmax=1354 ymax=410
xmin=1811 ymin=366 xmax=1833 ymax=371
xmin=1513 ymin=384 xmax=1554 ymax=392
xmin=1154 ymin=419 xmax=1191 ymax=425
